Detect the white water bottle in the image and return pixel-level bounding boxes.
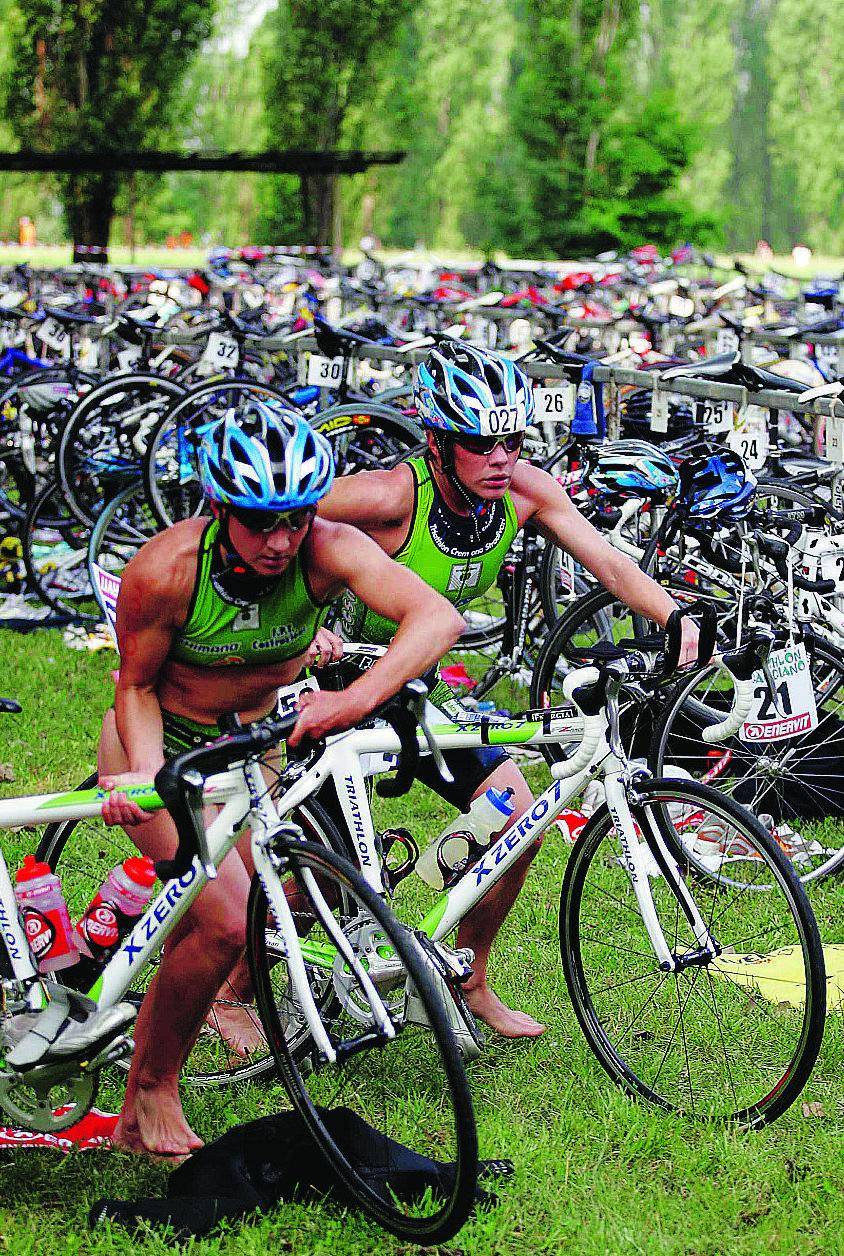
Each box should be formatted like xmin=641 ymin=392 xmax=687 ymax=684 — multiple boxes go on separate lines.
xmin=415 ymin=787 xmax=515 ymax=890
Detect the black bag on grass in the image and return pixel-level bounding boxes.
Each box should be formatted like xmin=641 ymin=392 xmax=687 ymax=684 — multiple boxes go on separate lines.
xmin=90 ymin=1107 xmax=511 ymax=1239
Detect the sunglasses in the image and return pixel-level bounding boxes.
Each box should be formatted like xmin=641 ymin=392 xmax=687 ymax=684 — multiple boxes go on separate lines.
xmin=229 ymin=505 xmax=316 ymax=534
xmin=454 ymin=432 xmax=525 ymax=457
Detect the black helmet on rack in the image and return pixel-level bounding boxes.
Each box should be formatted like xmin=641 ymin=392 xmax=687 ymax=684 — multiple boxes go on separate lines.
xmin=619 ymin=386 xmax=696 ymax=444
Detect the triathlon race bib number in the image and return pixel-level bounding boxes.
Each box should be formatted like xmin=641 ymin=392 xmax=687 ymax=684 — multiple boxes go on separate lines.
xmin=819 ymin=536 xmax=844 ymax=591
xmin=277 ymin=675 xmax=320 ymax=715
xmin=116 ymin=345 xmax=142 ymax=372
xmin=728 ymin=404 xmax=769 ymax=470
xmin=306 ymin=354 xmax=347 ymax=387
xmin=739 ymin=643 xmax=818 ymax=743
xmin=650 ymin=389 xmax=669 ymax=433
xmin=533 ymin=385 xmax=576 ymax=425
xmin=36 ymin=317 xmax=70 ymax=355
xmin=200 ymin=333 xmax=240 ymax=374
xmin=698 ymin=398 xmax=733 ymax=435
xmin=826 ymin=415 xmax=844 ymax=463
xmin=476 ymin=405 xmax=522 ymax=435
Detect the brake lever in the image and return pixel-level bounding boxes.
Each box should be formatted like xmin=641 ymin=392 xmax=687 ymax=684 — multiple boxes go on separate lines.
xmin=403 ymin=678 xmax=455 ymax=788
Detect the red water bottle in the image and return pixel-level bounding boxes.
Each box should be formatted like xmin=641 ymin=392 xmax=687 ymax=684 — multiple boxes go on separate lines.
xmin=68 ymin=856 xmax=157 ymax=990
xmin=14 ymin=855 xmax=79 ymax=973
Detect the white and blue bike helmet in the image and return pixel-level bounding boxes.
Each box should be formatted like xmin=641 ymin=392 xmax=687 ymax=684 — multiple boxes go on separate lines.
xmin=415 ymin=341 xmax=535 ymax=437
xmin=199 ymin=398 xmax=335 ymax=512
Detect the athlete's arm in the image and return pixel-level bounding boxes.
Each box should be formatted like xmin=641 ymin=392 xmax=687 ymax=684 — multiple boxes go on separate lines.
xmin=111 ymin=538 xmax=191 ymax=773
xmin=289 ymin=520 xmax=465 ymax=745
xmin=317 ymin=465 xmax=413 ymax=541
xmin=514 ymin=463 xmax=700 ymax=662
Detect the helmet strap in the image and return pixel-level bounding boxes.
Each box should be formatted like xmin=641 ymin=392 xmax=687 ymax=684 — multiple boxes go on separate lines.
xmin=426 ymin=433 xmax=487 ymax=524
xmin=210 ymin=507 xmax=280 ymax=607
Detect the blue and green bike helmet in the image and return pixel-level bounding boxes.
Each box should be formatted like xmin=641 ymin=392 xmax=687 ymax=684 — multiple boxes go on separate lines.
xmin=415 ymin=341 xmax=535 ymax=436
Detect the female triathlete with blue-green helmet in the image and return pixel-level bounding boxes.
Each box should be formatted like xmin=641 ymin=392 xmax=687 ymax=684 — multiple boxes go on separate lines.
xmin=97 ymin=397 xmax=464 ymax=1159
xmin=319 ymin=341 xmax=702 ymax=1041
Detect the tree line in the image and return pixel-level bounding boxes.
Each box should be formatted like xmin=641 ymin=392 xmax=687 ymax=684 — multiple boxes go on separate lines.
xmin=0 ymin=0 xmax=839 ymax=257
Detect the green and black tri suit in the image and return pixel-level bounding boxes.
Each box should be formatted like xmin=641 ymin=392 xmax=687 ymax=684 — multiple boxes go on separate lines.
xmin=333 ymin=456 xmax=520 ymax=808
xmin=161 ymin=518 xmax=331 ymax=755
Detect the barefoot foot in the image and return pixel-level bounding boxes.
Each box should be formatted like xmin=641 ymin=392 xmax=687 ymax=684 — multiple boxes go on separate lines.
xmin=463 ymin=984 xmax=545 ymax=1039
xmin=112 ymin=1085 xmax=204 ymax=1160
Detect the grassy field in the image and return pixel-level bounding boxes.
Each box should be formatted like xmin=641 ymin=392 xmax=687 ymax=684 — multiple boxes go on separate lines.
xmin=1 ymin=629 xmax=844 ymax=1253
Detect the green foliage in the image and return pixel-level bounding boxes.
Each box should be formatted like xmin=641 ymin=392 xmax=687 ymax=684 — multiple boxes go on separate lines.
xmin=494 ymin=0 xmax=713 ymax=255
xmin=261 ymin=0 xmax=414 ymax=242
xmin=0 ymin=0 xmax=214 ymax=245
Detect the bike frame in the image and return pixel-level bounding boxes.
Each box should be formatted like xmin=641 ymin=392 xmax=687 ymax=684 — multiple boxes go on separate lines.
xmin=0 ymin=762 xmax=395 ymax=1066
xmin=271 ymin=704 xmax=717 ymax=971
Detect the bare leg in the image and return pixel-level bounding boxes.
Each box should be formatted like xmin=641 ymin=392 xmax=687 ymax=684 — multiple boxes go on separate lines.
xmin=99 ymin=711 xmax=256 ymax=1156
xmin=457 ymin=760 xmax=546 ymax=1039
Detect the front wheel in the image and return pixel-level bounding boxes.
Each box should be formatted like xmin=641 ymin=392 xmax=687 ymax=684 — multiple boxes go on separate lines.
xmin=560 ymin=777 xmax=825 ymax=1126
xmin=248 ymin=840 xmax=478 ymax=1244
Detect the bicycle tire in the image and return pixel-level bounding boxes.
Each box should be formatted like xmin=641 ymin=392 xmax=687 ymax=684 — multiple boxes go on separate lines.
xmin=310 ymin=402 xmax=422 ymax=475
xmin=57 ymin=373 xmax=186 ymax=527
xmin=36 ymin=783 xmax=348 ymax=1089
xmin=22 ymin=479 xmax=100 ymax=624
xmin=248 ymin=839 xmax=478 ymax=1243
xmin=560 ymin=776 xmax=825 ymax=1125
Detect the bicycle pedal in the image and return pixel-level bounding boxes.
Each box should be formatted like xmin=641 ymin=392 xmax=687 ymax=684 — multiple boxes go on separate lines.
xmin=432 ymin=942 xmax=475 ymax=984
xmin=406 ymin=940 xmax=484 ymax=1061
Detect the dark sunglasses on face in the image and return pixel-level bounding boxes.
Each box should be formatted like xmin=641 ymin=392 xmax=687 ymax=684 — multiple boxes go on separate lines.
xmin=229 ymin=505 xmax=316 ymax=534
xmin=454 ymin=431 xmax=525 ymax=457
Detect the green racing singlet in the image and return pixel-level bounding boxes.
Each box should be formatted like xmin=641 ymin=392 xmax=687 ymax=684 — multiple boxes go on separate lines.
xmin=169 ymin=519 xmax=330 ymax=668
xmin=336 ymin=455 xmax=519 ymax=645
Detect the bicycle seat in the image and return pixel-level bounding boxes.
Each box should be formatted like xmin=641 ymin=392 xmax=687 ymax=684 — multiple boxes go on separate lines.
xmin=116 ymin=312 xmax=159 ymax=342
xmin=42 ymin=304 xmax=100 ymax=327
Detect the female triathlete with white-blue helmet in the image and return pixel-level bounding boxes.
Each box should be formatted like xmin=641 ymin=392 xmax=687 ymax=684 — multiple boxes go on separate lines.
xmin=96 ymin=397 xmax=464 ymax=1159
xmin=319 ymin=341 xmax=702 ymax=1041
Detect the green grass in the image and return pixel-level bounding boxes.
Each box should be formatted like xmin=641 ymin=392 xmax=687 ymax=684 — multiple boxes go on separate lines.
xmin=1 ymin=629 xmax=844 ymax=1253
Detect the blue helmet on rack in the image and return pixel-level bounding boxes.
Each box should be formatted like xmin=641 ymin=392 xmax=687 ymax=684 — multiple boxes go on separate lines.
xmin=198 ymin=397 xmax=334 ymax=512
xmin=676 ymin=448 xmax=756 ymax=521
xmin=583 ymin=440 xmax=679 ymax=503
xmin=415 ymin=341 xmax=534 ymax=436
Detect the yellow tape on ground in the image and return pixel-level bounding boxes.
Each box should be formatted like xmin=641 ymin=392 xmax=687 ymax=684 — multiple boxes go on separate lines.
xmin=712 ymin=944 xmax=844 ymax=1013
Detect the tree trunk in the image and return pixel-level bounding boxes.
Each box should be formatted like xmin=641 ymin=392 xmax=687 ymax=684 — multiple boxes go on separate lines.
xmin=301 ymin=173 xmax=336 ymax=246
xmin=63 ymin=171 xmax=117 ymax=263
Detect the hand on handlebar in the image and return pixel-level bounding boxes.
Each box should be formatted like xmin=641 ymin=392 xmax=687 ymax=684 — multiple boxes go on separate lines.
xmin=678 ymin=616 xmax=702 ymax=666
xmin=98 ymin=771 xmax=156 ymax=827
xmin=287 ymin=688 xmax=367 ymax=749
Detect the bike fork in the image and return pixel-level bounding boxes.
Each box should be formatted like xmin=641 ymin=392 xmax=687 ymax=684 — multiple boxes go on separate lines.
xmin=603 ymin=775 xmax=719 ymax=972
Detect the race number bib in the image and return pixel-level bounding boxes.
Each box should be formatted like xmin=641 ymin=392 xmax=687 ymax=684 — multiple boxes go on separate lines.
xmin=533 ymin=385 xmax=576 ymax=425
xmin=826 ymin=414 xmax=844 ymax=463
xmin=697 ymin=398 xmax=733 ymax=435
xmin=199 ymin=333 xmax=239 ymax=375
xmin=716 ymin=328 xmax=740 ymax=355
xmin=728 ymin=404 xmax=769 ymax=470
xmin=277 ymin=675 xmax=320 ymax=715
xmin=36 ymin=317 xmax=71 ymax=356
xmin=305 ymin=354 xmax=347 ymax=387
xmin=739 ymin=643 xmax=818 ymax=743
xmin=650 ymin=388 xmax=669 ymax=434
xmin=116 ymin=344 xmax=142 ymax=372
xmin=476 ymin=405 xmax=523 ymax=435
